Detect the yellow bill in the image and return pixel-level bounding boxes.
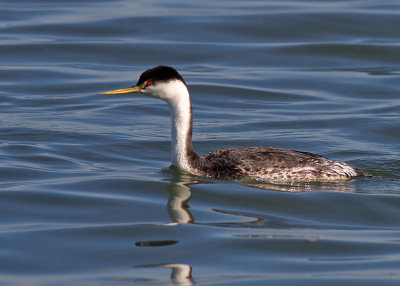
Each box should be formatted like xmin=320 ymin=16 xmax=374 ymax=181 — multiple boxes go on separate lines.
xmin=102 ymin=86 xmax=142 ymax=95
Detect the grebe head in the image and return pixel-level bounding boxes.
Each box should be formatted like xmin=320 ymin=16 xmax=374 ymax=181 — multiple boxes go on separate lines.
xmin=103 ymin=66 xmax=195 ymax=172
xmin=102 ymin=66 xmax=188 ymax=105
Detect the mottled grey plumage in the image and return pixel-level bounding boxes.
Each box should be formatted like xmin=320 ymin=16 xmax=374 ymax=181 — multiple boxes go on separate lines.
xmin=190 ymin=147 xmax=363 ymax=182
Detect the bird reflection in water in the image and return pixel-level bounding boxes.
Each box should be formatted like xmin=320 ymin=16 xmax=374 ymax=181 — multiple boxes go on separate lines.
xmin=132 ymin=173 xmax=265 ymax=285
xmin=134 ymin=263 xmax=194 ymax=286
xmin=131 ymin=171 xmax=356 ymax=284
xmin=165 ymin=176 xmax=194 ymax=225
xmin=111 ymin=263 xmax=194 ymax=286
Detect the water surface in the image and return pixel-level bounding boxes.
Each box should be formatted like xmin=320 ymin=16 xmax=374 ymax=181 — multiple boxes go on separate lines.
xmin=0 ymin=0 xmax=399 ymax=285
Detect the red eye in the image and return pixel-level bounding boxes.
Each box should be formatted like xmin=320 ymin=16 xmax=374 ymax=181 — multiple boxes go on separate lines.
xmin=146 ymin=80 xmax=152 ymax=86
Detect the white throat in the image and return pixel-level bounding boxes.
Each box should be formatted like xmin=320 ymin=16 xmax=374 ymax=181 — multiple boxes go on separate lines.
xmin=145 ymin=80 xmax=193 ymax=172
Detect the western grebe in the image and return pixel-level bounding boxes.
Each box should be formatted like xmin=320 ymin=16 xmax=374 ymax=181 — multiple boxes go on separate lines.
xmin=103 ymin=65 xmax=365 ymax=183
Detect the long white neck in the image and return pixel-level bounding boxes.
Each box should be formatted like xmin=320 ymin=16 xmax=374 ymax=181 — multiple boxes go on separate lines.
xmin=143 ymin=79 xmax=198 ymax=172
xmin=161 ymin=82 xmax=195 ymax=172
xmin=169 ymin=95 xmax=192 ymax=171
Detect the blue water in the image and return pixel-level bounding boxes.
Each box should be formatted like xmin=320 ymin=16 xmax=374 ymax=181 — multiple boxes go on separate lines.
xmin=1 ymin=0 xmax=400 ymax=285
